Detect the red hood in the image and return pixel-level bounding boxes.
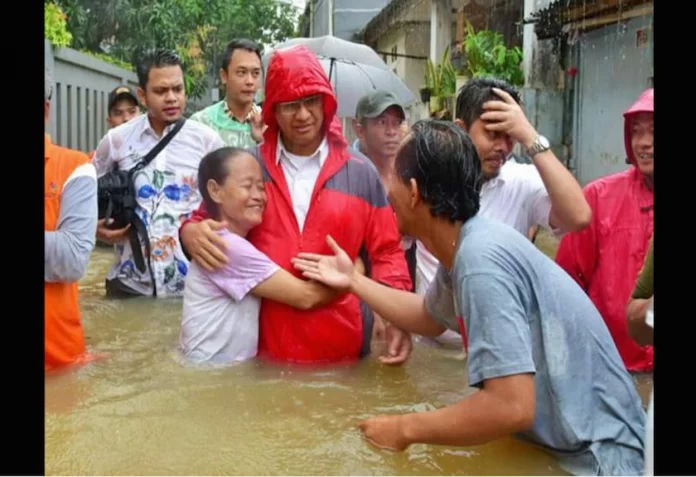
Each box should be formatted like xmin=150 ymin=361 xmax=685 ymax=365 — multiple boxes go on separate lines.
xmin=623 ymin=88 xmax=653 ymax=166
xmin=262 ymin=45 xmax=346 ymax=148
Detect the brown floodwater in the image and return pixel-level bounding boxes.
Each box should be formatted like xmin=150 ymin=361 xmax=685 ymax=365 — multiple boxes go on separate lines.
xmin=45 ymin=237 xmax=649 ymax=476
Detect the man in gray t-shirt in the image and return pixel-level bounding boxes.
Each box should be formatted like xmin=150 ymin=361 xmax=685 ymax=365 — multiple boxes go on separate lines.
xmin=425 ymin=215 xmax=646 ymax=476
xmin=292 ymin=121 xmax=645 ymax=476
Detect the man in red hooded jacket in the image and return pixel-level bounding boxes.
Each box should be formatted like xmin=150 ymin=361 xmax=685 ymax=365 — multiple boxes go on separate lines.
xmin=179 ymin=45 xmax=413 ymax=365
xmin=556 ymin=88 xmax=654 ymax=372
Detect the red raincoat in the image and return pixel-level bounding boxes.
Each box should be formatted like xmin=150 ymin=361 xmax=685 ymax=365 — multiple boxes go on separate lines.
xmin=180 ymin=45 xmax=411 ymax=364
xmin=556 ymin=89 xmax=654 ymax=372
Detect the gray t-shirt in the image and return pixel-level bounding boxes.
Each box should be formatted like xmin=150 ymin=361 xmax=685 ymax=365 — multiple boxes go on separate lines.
xmin=425 ymin=216 xmax=646 ymax=476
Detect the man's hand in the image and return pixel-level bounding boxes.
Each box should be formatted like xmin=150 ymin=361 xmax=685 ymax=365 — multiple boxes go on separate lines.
xmin=379 ymin=323 xmax=412 ymax=366
xmin=480 ymin=87 xmax=538 ymax=149
xmin=292 ymin=235 xmax=355 ymax=290
xmin=97 ymin=218 xmax=130 ymax=245
xmin=250 ymin=109 xmax=266 ymax=144
xmin=358 ymin=415 xmax=410 ymax=452
xmin=181 ymin=219 xmax=229 ymax=272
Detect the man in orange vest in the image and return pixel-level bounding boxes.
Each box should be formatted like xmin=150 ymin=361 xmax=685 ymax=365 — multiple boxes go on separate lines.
xmin=45 ymin=69 xmax=98 ymax=372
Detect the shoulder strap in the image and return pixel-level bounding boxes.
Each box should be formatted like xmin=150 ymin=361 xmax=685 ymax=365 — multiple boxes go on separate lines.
xmin=139 ymin=118 xmax=186 ymax=168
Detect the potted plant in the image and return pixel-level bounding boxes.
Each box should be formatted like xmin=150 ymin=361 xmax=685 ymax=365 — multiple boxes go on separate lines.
xmin=424 ymin=46 xmax=457 ymax=113
xmin=461 ymin=21 xmax=524 ymax=86
xmin=419 ymin=86 xmax=431 ymax=103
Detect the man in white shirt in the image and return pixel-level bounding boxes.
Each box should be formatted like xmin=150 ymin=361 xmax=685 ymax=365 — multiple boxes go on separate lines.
xmin=93 ymin=48 xmax=225 ymax=298
xmin=415 ymin=78 xmax=592 ymax=345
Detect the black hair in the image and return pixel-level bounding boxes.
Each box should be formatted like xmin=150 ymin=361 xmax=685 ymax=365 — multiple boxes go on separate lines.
xmin=455 ymin=77 xmax=521 ymax=128
xmin=395 ymin=119 xmax=483 ymax=223
xmin=198 ymin=147 xmax=251 ymax=220
xmin=136 ymin=48 xmax=184 ymax=90
xmin=222 ymin=38 xmax=263 ymax=71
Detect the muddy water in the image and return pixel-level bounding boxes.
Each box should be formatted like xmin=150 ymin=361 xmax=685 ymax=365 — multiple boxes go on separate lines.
xmin=45 ymin=237 xmax=647 ymax=476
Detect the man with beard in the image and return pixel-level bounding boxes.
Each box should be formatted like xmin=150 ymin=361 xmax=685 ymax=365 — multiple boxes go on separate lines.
xmin=413 ymin=78 xmax=591 ymax=345
xmin=556 ymin=88 xmax=654 ymax=373
xmin=92 ymin=48 xmax=225 ymax=298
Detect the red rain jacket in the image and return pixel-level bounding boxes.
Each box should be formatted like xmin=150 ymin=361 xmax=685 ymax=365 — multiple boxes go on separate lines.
xmin=181 ymin=45 xmax=412 ymax=364
xmin=556 ymin=89 xmax=654 ymax=372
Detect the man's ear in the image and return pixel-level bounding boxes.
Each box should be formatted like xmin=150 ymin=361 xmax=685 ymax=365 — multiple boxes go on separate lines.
xmin=219 ymin=68 xmax=228 ymax=86
xmin=352 ymin=119 xmax=364 ymax=140
xmin=137 ymin=87 xmax=147 ymax=109
xmin=409 ymin=178 xmax=421 ymax=209
xmin=454 ymin=118 xmax=469 ymax=132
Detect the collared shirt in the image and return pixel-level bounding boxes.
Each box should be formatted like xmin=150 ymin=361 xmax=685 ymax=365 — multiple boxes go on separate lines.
xmin=189 ymin=100 xmax=260 ymax=148
xmin=275 ymin=134 xmax=329 ymax=232
xmin=416 ymin=159 xmax=558 ymax=291
xmin=93 ymin=114 xmax=225 ymax=298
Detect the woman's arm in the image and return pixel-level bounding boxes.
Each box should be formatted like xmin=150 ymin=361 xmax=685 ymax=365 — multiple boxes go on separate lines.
xmin=252 ymin=257 xmax=366 ymax=310
xmin=251 ymin=269 xmax=340 ymax=310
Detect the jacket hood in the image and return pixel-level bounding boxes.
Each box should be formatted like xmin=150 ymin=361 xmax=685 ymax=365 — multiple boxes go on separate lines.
xmin=623 ymin=88 xmax=653 ymax=166
xmin=262 ymin=45 xmax=345 ymax=147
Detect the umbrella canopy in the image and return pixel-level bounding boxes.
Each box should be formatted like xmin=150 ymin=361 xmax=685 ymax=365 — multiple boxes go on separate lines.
xmin=261 ymin=35 xmax=417 ymax=118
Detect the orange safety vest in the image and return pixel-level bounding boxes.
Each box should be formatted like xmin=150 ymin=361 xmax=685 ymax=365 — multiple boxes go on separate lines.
xmin=45 ymin=134 xmax=89 ymax=372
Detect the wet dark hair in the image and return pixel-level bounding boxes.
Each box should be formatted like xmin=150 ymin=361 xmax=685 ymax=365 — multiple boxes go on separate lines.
xmin=136 ymin=48 xmax=184 ymax=90
xmin=455 ymin=77 xmax=521 ymax=128
xmin=222 ymin=38 xmax=262 ymax=71
xmin=198 ymin=147 xmax=251 ymax=220
xmin=395 ymin=119 xmax=483 ymax=223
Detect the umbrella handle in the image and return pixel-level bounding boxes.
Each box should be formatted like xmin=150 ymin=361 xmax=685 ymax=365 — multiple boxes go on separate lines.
xmin=328 ymin=57 xmax=335 ymax=84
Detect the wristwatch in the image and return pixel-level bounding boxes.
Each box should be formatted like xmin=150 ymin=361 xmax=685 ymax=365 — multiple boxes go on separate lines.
xmin=526 ymin=135 xmax=551 ymax=158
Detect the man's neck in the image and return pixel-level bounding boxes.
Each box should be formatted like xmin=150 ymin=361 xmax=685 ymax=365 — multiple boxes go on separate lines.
xmin=373 ymin=156 xmax=395 ymax=186
xmin=148 ymin=113 xmax=169 ymax=137
xmin=226 ymin=97 xmax=253 ymax=122
xmin=417 ymin=219 xmax=463 ymax=270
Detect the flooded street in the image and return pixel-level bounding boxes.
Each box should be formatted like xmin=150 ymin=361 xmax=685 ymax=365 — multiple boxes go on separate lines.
xmin=45 ymin=236 xmax=649 ymax=476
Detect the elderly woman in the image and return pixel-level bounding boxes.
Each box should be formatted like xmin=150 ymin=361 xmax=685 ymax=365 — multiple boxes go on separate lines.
xmin=292 ymin=120 xmax=646 ymax=476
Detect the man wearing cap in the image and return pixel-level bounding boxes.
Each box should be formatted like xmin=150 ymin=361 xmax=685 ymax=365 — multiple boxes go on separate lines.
xmin=88 ymin=86 xmax=141 ymax=160
xmin=352 ymin=90 xmax=406 ymax=185
xmin=352 ymin=90 xmax=462 ymax=348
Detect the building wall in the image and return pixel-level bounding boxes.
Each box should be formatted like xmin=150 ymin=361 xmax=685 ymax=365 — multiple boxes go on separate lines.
xmin=45 ymin=40 xmax=138 ymax=153
xmin=573 ymin=14 xmax=654 ymax=185
xmin=310 ymin=0 xmax=390 ymax=39
xmin=374 ymin=25 xmax=429 ymax=101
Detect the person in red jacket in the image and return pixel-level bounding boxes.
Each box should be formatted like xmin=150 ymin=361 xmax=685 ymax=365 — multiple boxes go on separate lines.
xmin=179 ymin=45 xmax=413 ymax=365
xmin=555 ymin=88 xmax=654 ymax=372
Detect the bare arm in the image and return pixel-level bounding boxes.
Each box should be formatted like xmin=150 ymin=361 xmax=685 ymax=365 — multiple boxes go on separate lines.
xmin=349 ymin=273 xmax=446 ymax=337
xmin=525 ymin=146 xmax=592 ymax=232
xmin=251 ymin=269 xmax=340 ymax=311
xmin=481 ymin=88 xmax=591 ymax=233
xmin=626 ymin=239 xmax=654 ymax=346
xmin=401 ymin=373 xmax=535 ymax=447
xmin=626 ymin=298 xmax=653 ymax=346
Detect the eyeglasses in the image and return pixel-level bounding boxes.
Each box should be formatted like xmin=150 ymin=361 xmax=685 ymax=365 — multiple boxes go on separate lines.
xmin=275 ymin=95 xmax=323 ymax=116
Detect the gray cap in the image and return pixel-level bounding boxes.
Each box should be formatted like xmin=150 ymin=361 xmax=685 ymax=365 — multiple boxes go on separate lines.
xmin=355 ymin=90 xmax=405 ymax=121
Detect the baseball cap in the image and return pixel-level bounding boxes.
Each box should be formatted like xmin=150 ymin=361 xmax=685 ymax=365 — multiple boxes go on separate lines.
xmin=355 ymin=90 xmax=405 ymax=121
xmin=108 ymin=85 xmax=139 ymax=112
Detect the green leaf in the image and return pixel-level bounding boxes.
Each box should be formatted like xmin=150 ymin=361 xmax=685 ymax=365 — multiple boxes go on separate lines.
xmin=163 ymin=262 xmax=176 ymax=285
xmin=152 ymin=213 xmax=177 ymax=225
xmin=153 ymin=170 xmax=164 ymax=190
